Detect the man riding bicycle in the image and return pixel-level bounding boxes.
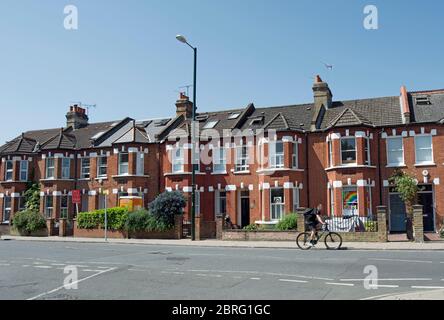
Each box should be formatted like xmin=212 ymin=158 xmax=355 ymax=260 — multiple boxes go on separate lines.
xmin=305 ymin=204 xmax=326 ymax=247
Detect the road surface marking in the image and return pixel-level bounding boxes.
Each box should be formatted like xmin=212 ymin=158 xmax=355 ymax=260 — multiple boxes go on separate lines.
xmin=361 ymin=290 xmax=418 ymax=300
xmin=250 ymin=278 xmax=261 ymax=280
xmin=196 ymin=274 xmax=208 ymax=277
xmin=367 ymin=285 xmax=399 ymax=288
xmin=128 ymin=269 xmax=147 ymax=272
xmin=188 ymin=269 xmax=333 ymax=281
xmin=326 ymin=282 xmax=354 ymax=287
xmin=27 ymin=267 xmax=116 ymax=301
xmin=82 ymin=269 xmax=103 ymax=272
xmin=22 ymin=265 xmax=30 ymax=268
xmin=279 ymin=279 xmax=308 ymax=284
xmin=0 ymin=263 xmax=10 ymax=266
xmin=369 ymin=258 xmax=433 ymax=264
xmin=51 ymin=263 xmax=66 ymax=266
xmin=340 ymin=278 xmax=432 ymax=282
xmin=411 ymin=286 xmax=444 ymax=289
xmin=33 ymin=266 xmax=52 ymax=269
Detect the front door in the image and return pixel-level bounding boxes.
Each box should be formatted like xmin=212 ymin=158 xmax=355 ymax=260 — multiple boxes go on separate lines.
xmin=389 ymin=193 xmax=406 ymax=233
xmin=418 ymin=189 xmax=435 ymax=232
xmin=240 ymin=197 xmax=250 ymax=229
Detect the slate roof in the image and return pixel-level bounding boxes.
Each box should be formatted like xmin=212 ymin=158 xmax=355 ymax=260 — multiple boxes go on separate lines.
xmin=409 ymin=90 xmax=444 ymax=124
xmin=321 ymin=96 xmax=403 ymax=129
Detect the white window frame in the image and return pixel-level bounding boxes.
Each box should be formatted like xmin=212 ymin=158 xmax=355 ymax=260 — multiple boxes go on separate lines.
xmin=19 ymin=160 xmax=28 ymax=182
xmin=45 ymin=196 xmax=53 ymax=218
xmin=172 ymin=147 xmax=184 ymax=173
xmin=61 ymin=158 xmax=71 ymax=179
xmin=235 ymin=145 xmax=249 ymax=172
xmin=330 ymin=187 xmax=335 ymax=217
xmin=270 ymin=188 xmax=285 ymax=221
xmin=269 ymin=140 xmax=284 ymax=169
xmin=328 ymin=139 xmax=333 ymax=167
xmin=364 ymin=137 xmax=371 ymax=166
xmin=340 ymin=137 xmax=357 ymax=165
xmin=213 ymin=147 xmax=226 ymax=173
xmin=18 ymin=196 xmax=25 ymax=212
xmin=61 ymin=195 xmax=69 ymax=219
xmin=5 ymin=160 xmax=13 ymax=181
xmin=292 ymin=142 xmax=299 ymax=169
xmin=136 ymin=152 xmax=144 ymax=176
xmin=414 ymin=135 xmax=434 ymax=165
xmin=342 ymin=186 xmax=359 ymax=217
xmin=80 ymin=158 xmax=91 ymax=179
xmin=45 ymin=158 xmax=55 ymax=179
xmin=215 ymin=190 xmax=227 ymax=216
xmin=292 ymin=188 xmax=299 ymax=212
xmin=118 ymin=153 xmax=129 ymax=175
xmin=386 ymin=136 xmax=405 ymax=166
xmin=97 ymin=156 xmax=108 ymax=178
xmin=3 ymin=196 xmax=11 ymax=223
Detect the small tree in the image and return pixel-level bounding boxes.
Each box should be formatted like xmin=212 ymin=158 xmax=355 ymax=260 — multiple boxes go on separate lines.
xmin=389 ymin=169 xmax=418 ymax=240
xmin=23 ymin=182 xmax=41 ymax=212
xmin=149 ymin=191 xmax=186 ymax=227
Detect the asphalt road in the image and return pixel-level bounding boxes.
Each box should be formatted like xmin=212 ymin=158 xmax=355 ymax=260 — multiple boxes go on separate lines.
xmin=1 ymin=240 xmax=444 ymax=300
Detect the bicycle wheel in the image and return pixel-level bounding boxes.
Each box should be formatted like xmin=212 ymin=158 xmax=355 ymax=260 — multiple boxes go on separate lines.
xmin=324 ymin=232 xmax=342 ymax=250
xmin=296 ymin=232 xmax=313 ymax=250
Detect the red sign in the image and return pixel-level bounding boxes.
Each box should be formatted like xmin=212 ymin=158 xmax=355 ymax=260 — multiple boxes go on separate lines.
xmin=72 ymin=190 xmax=81 ymax=204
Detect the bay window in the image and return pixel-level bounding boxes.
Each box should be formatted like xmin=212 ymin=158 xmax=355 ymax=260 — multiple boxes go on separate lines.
xmin=61 ymin=195 xmax=69 ymax=219
xmin=386 ymin=137 xmax=404 ymax=166
xmin=172 ymin=147 xmax=184 ymax=173
xmin=45 ymin=158 xmax=55 ymax=179
xmin=292 ymin=143 xmax=298 ymax=168
xmin=3 ymin=196 xmax=11 ymax=223
xmin=45 ymin=196 xmax=53 ymax=218
xmin=364 ymin=138 xmax=371 ymax=165
xmin=269 ymin=141 xmax=284 ymax=169
xmin=341 ymin=137 xmax=356 ymax=164
xmin=415 ymin=135 xmax=433 ymax=165
xmin=19 ymin=160 xmax=28 ymax=182
xmin=292 ymin=188 xmax=300 ymax=212
xmin=215 ymin=190 xmax=227 ymax=216
xmin=213 ymin=147 xmax=226 ymax=173
xmin=342 ymin=186 xmax=358 ymax=216
xmin=136 ymin=152 xmax=144 ymax=176
xmin=270 ymin=188 xmax=285 ymax=221
xmin=118 ymin=153 xmax=129 ymax=175
xmin=5 ymin=160 xmax=13 ymax=181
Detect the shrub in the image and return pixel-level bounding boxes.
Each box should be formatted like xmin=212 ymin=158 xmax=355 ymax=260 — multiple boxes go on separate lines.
xmin=23 ymin=183 xmax=40 ymax=212
xmin=364 ymin=221 xmax=378 ymax=232
xmin=12 ymin=210 xmax=46 ymax=234
xmin=440 ymin=224 xmax=444 ymax=239
xmin=243 ymin=223 xmax=263 ymax=231
xmin=125 ymin=209 xmax=172 ymax=232
xmin=149 ymin=191 xmax=186 ymax=227
xmin=275 ymin=214 xmax=298 ymax=231
xmin=77 ymin=207 xmax=128 ymax=230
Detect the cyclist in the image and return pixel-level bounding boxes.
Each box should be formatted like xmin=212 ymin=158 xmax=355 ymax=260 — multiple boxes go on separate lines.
xmin=305 ymin=204 xmax=326 ymax=247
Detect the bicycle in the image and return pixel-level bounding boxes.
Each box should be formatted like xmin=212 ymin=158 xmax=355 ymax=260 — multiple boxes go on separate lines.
xmin=296 ymin=223 xmax=342 ymax=250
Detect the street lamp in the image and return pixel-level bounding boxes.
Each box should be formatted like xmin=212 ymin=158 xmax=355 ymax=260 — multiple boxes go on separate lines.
xmin=176 ymin=34 xmax=197 ymax=241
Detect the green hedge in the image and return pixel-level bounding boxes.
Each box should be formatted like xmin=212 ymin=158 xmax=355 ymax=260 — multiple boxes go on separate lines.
xmin=125 ymin=209 xmax=172 ymax=232
xmin=77 ymin=207 xmax=128 ymax=230
xmin=12 ymin=210 xmax=47 ymax=234
xmin=275 ymin=213 xmax=298 ymax=231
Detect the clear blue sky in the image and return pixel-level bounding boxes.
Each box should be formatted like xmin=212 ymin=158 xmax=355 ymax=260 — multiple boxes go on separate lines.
xmin=0 ymin=0 xmax=443 ymax=144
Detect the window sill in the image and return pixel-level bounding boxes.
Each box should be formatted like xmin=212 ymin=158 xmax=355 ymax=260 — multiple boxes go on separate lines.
xmin=257 ymin=168 xmax=304 ymax=174
xmin=164 ymin=172 xmax=205 ymax=176
xmin=0 ymin=180 xmax=28 ymax=184
xmin=211 ymin=172 xmax=227 ymax=175
xmin=325 ymin=165 xmax=376 ymax=171
xmin=40 ymin=179 xmax=75 ymax=182
xmin=386 ymin=164 xmax=407 ymax=168
xmin=232 ymin=170 xmax=251 ymax=175
xmin=95 ymin=177 xmax=108 ymax=181
xmin=414 ymin=163 xmax=436 ymax=167
xmin=112 ymin=174 xmax=151 ymax=178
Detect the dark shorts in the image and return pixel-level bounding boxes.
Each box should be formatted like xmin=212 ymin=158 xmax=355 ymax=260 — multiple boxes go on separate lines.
xmin=306 ymin=222 xmax=321 ymax=231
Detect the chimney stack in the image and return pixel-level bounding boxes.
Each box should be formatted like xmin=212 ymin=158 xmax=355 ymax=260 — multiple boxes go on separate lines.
xmin=313 ymin=75 xmax=333 ymax=110
xmin=400 ymin=86 xmax=411 ymax=124
xmin=175 ymin=92 xmax=194 ymax=119
xmin=66 ymin=105 xmax=89 ymax=129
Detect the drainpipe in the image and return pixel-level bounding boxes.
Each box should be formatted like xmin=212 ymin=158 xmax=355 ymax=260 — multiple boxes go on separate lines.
xmin=304 ymin=132 xmax=310 ymax=208
xmin=378 ymin=129 xmax=384 ymax=205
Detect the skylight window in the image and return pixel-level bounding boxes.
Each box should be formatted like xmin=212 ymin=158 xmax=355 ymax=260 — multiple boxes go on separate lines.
xmin=416 ymin=96 xmax=431 ymax=105
xmin=228 ymin=113 xmax=240 ymax=120
xmin=196 ymin=115 xmax=209 ymax=122
xmin=203 ymin=121 xmax=219 ymax=129
xmin=91 ymin=132 xmax=105 ymax=140
xmin=250 ymin=117 xmax=264 ymax=126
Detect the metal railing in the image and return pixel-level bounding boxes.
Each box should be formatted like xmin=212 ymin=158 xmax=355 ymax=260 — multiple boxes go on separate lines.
xmin=319 ymin=215 xmax=378 ymax=233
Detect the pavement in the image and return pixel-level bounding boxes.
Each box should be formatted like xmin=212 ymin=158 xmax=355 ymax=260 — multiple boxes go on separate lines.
xmin=2 ymin=235 xmax=444 ymax=251
xmin=1 ymin=240 xmax=444 ymax=300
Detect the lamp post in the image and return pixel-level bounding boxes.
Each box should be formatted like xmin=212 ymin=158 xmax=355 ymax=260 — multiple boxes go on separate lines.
xmin=176 ymin=34 xmax=197 ymax=241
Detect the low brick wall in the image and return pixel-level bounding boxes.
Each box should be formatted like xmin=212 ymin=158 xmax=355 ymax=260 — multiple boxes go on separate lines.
xmin=222 ymin=230 xmax=381 ymax=242
xmin=73 ymin=227 xmax=127 ymax=239
xmin=0 ymin=224 xmax=10 ymax=236
xmin=9 ymin=227 xmax=48 ymax=237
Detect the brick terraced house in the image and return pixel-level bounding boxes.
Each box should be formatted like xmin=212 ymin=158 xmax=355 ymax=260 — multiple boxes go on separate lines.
xmin=1 ymin=77 xmax=443 ymax=237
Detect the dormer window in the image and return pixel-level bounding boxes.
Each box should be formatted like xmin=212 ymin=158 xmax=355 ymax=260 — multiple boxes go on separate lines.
xmin=228 ymin=113 xmax=240 ymax=120
xmin=415 ymin=96 xmax=431 ymax=105
xmin=250 ymin=117 xmax=264 ymax=126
